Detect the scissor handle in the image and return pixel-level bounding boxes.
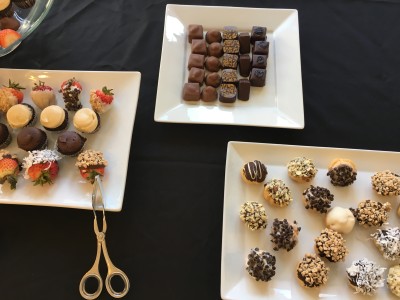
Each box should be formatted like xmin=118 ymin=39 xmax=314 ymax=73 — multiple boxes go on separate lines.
xmin=79 ymin=271 xmax=103 ymax=300
xmin=105 ymin=267 xmax=130 ymax=298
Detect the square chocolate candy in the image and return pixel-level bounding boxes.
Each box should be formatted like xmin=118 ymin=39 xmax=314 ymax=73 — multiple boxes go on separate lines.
xmin=249 ymin=68 xmax=266 ymax=87
xmin=251 ymin=26 xmax=267 ymax=44
xmin=191 ymin=39 xmax=207 ymax=55
xmin=188 ymin=53 xmax=205 ymax=70
xmin=188 ymin=67 xmax=205 ymax=84
xmin=253 ymin=40 xmax=269 ymax=56
xmin=252 ymin=54 xmax=267 ymax=69
xmin=188 ymin=24 xmax=203 ymax=43
xmin=221 ymin=54 xmax=238 ymax=69
xmin=221 ymin=69 xmax=238 ymax=83
xmin=182 ymin=83 xmax=200 ymax=101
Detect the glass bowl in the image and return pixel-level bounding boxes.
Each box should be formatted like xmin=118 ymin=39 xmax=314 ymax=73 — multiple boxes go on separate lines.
xmin=0 ymin=0 xmax=54 ymax=57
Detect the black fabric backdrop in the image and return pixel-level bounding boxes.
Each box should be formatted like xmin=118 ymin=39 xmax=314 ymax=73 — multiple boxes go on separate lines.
xmin=1 ymin=0 xmax=400 ymax=299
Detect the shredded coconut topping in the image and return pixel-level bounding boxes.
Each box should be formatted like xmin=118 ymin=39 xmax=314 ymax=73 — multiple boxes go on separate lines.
xmin=239 ymin=201 xmax=268 ymax=230
xmin=371 ymin=227 xmax=400 ymax=261
xmin=75 ymin=150 xmax=107 ymax=168
xmin=287 ymin=157 xmax=317 ymax=181
xmin=22 ymin=150 xmax=61 ymax=179
xmin=346 ymin=258 xmax=385 ymax=295
xmin=371 ymin=170 xmax=400 ymax=196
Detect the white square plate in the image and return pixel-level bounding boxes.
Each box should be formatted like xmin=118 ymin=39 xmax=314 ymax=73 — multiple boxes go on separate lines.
xmin=0 ymin=69 xmax=141 ymax=211
xmin=221 ymin=141 xmax=399 ymax=300
xmin=155 ymin=4 xmax=304 ymax=129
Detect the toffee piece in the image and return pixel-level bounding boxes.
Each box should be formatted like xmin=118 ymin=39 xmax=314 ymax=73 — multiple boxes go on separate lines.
xmin=223 ymin=39 xmax=240 ymax=54
xmin=350 ymin=200 xmax=391 ymax=227
xmin=315 ymin=228 xmax=349 ymax=262
xmin=297 ymin=253 xmax=329 ymax=288
xmin=222 ymin=26 xmax=238 ymax=40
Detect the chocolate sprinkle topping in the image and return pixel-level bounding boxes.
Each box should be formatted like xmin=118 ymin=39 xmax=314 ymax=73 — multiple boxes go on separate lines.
xmin=239 ymin=201 xmax=268 ymax=230
xmin=350 ymin=200 xmax=391 ymax=227
xmin=327 ymin=164 xmax=357 ymax=186
xmin=315 ymin=228 xmax=349 ymax=262
xmin=303 ymin=185 xmax=334 ymax=213
xmin=246 ymin=248 xmax=276 ymax=282
xmin=297 ymin=253 xmax=329 ymax=288
xmin=270 ymin=219 xmax=301 ymax=251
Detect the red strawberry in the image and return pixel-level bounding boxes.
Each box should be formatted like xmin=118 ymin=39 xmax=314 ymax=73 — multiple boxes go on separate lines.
xmin=32 ymin=81 xmax=53 ymax=92
xmin=0 ymin=29 xmax=21 ymax=48
xmin=27 ymin=161 xmax=59 ymax=186
xmin=79 ymin=167 xmax=105 ymax=184
xmin=4 ymin=79 xmax=25 ymax=103
xmin=0 ymin=157 xmax=20 ymax=190
xmin=60 ymin=78 xmax=82 ymax=91
xmin=95 ymin=86 xmax=114 ymax=104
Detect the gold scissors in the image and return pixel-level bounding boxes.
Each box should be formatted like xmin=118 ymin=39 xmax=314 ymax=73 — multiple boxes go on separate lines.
xmin=79 ymin=176 xmax=130 ymax=299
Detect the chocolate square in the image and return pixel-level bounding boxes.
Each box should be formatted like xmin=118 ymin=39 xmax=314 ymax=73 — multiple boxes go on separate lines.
xmin=253 ymin=40 xmax=269 ymax=56
xmin=188 ymin=24 xmax=203 ymax=43
xmin=182 ymin=83 xmax=200 ymax=101
xmin=238 ymin=79 xmax=250 ymax=101
xmin=239 ymin=54 xmax=251 ymax=77
xmin=252 ymin=54 xmax=267 ymax=69
xmin=221 ymin=53 xmax=238 ymax=69
xmin=249 ymin=68 xmax=266 ymax=87
xmin=188 ymin=67 xmax=205 ymax=84
xmin=188 ymin=54 xmax=204 ymax=70
xmin=221 ymin=69 xmax=238 ymax=83
xmin=223 ymin=39 xmax=240 ymax=54
xmin=251 ymin=26 xmax=267 ymax=44
xmin=191 ymin=39 xmax=207 ymax=55
xmin=239 ymin=32 xmax=250 ymax=54
xmin=222 ymin=26 xmax=238 ymax=40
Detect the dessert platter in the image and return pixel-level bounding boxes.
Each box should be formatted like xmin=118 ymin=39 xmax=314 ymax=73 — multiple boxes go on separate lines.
xmin=0 ymin=68 xmax=141 ymax=211
xmin=155 ymin=4 xmax=304 ymax=129
xmin=221 ymin=141 xmax=400 ymax=299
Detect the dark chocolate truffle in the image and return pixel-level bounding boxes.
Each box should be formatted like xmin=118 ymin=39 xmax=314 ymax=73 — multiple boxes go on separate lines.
xmin=252 ymin=54 xmax=267 ymax=69
xmin=188 ymin=53 xmax=204 ymax=70
xmin=191 ymin=39 xmax=207 ymax=55
xmin=239 ymin=32 xmax=250 ymax=54
xmin=223 ymin=39 xmax=239 ymax=54
xmin=239 ymin=54 xmax=251 ymax=77
xmin=205 ymin=72 xmax=221 ymax=88
xmin=207 ymin=42 xmax=223 ymax=57
xmin=0 ymin=123 xmax=11 ymax=148
xmin=56 ymin=131 xmax=86 ymax=156
xmin=182 ymin=83 xmax=200 ymax=101
xmin=204 ymin=56 xmax=221 ymax=72
xmin=251 ymin=26 xmax=267 ymax=44
xmin=188 ymin=67 xmax=205 ymax=84
xmin=201 ymin=86 xmax=218 ymax=102
xmin=188 ymin=24 xmax=203 ymax=43
xmin=250 ymin=68 xmax=266 ymax=87
xmin=17 ymin=127 xmax=47 ymax=151
xmin=253 ymin=40 xmax=269 ymax=56
xmin=205 ymin=30 xmax=222 ymax=43
xmin=221 ymin=69 xmax=238 ymax=84
xmin=238 ymin=79 xmax=250 ymax=101
xmin=219 ymin=84 xmax=237 ymax=103
xmin=222 ymin=26 xmax=238 ymax=40
xmin=221 ymin=54 xmax=238 ymax=69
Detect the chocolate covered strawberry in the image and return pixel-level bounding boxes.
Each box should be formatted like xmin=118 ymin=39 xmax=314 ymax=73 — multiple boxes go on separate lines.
xmin=31 ymin=81 xmax=56 ymax=109
xmin=59 ymin=77 xmax=82 ymax=111
xmin=75 ymin=150 xmax=107 ymax=184
xmin=0 ymin=150 xmax=20 ymax=191
xmin=22 ymin=150 xmax=61 ymax=186
xmin=89 ymin=86 xmax=114 ymax=114
xmin=0 ymin=79 xmax=24 ymax=113
xmin=3 ymin=79 xmax=25 ymax=103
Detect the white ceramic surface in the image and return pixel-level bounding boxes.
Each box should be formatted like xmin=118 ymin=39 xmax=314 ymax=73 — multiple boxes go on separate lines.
xmin=221 ymin=141 xmax=400 ymax=300
xmin=155 ymin=4 xmax=304 ymax=129
xmin=0 ymin=69 xmax=141 ymax=211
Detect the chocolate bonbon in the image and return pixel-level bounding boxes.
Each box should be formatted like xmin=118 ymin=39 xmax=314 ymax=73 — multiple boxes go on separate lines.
xmin=188 ymin=67 xmax=205 ymax=84
xmin=251 ymin=26 xmax=267 ymax=44
xmin=188 ymin=24 xmax=203 ymax=43
xmin=249 ymin=68 xmax=266 ymax=87
xmin=205 ymin=72 xmax=221 ymax=88
xmin=222 ymin=26 xmax=238 ymax=40
xmin=238 ymin=79 xmax=250 ymax=101
xmin=201 ymin=86 xmax=218 ymax=102
xmin=253 ymin=40 xmax=269 ymax=56
xmin=239 ymin=54 xmax=251 ymax=77
xmin=252 ymin=54 xmax=267 ymax=69
xmin=219 ymin=84 xmax=237 ymax=103
xmin=223 ymin=39 xmax=239 ymax=54
xmin=221 ymin=53 xmax=238 ymax=69
xmin=204 ymin=56 xmax=221 ymax=72
xmin=191 ymin=39 xmax=207 ymax=55
xmin=188 ymin=54 xmax=204 ymax=70
xmin=221 ymin=69 xmax=238 ymax=84
xmin=182 ymin=83 xmax=200 ymax=101
xmin=238 ymin=32 xmax=250 ymax=54
xmin=205 ymin=30 xmax=222 ymax=43
xmin=207 ymin=42 xmax=223 ymax=57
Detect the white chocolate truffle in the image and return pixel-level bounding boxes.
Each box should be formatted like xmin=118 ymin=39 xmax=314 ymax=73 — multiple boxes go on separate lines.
xmin=325 ymin=207 xmax=355 ymax=234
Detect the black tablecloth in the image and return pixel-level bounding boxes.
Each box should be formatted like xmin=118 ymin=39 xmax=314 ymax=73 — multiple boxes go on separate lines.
xmin=2 ymin=0 xmax=400 ymax=299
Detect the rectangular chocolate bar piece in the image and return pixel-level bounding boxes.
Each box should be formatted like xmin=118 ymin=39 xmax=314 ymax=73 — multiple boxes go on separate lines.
xmin=188 ymin=53 xmax=205 ymax=70
xmin=249 ymin=68 xmax=266 ymax=87
xmin=238 ymin=32 xmax=250 ymax=54
xmin=221 ymin=69 xmax=238 ymax=83
xmin=252 ymin=54 xmax=267 ymax=69
xmin=253 ymin=40 xmax=269 ymax=56
xmin=238 ymin=79 xmax=250 ymax=101
xmin=239 ymin=54 xmax=251 ymax=77
xmin=223 ymin=39 xmax=240 ymax=54
xmin=251 ymin=26 xmax=267 ymax=44
xmin=182 ymin=83 xmax=200 ymax=101
xmin=221 ymin=53 xmax=238 ymax=69
xmin=222 ymin=26 xmax=238 ymax=40
xmin=219 ymin=83 xmax=237 ymax=103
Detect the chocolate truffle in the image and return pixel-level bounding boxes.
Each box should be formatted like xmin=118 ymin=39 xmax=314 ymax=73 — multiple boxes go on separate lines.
xmin=56 ymin=131 xmax=87 ymax=156
xmin=205 ymin=30 xmax=222 ymax=43
xmin=221 ymin=54 xmax=238 ymax=69
xmin=205 ymin=72 xmax=221 ymax=88
xmin=253 ymin=40 xmax=269 ymax=56
xmin=182 ymin=83 xmax=200 ymax=101
xmin=239 ymin=54 xmax=251 ymax=77
xmin=188 ymin=54 xmax=204 ymax=70
xmin=17 ymin=127 xmax=47 ymax=151
xmin=188 ymin=67 xmax=205 ymax=84
xmin=251 ymin=26 xmax=267 ymax=44
xmin=246 ymin=248 xmax=276 ymax=282
xmin=191 ymin=39 xmax=207 ymax=55
xmin=222 ymin=39 xmax=239 ymax=54
xmin=207 ymin=42 xmax=223 ymax=57
xmin=239 ymin=32 xmax=250 ymax=54
xmin=204 ymin=56 xmax=221 ymax=72
xmin=0 ymin=123 xmax=11 ymax=148
xmin=238 ymin=79 xmax=250 ymax=101
xmin=201 ymin=86 xmax=217 ymax=102
xmin=222 ymin=26 xmax=238 ymax=40
xmin=250 ymin=68 xmax=266 ymax=87
xmin=188 ymin=24 xmax=203 ymax=43
xmin=221 ymin=69 xmax=238 ymax=84
xmin=219 ymin=84 xmax=236 ymax=103
xmin=252 ymin=54 xmax=267 ymax=69
xmin=270 ymin=219 xmax=301 ymax=251
xmin=0 ymin=17 xmax=20 ymax=30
